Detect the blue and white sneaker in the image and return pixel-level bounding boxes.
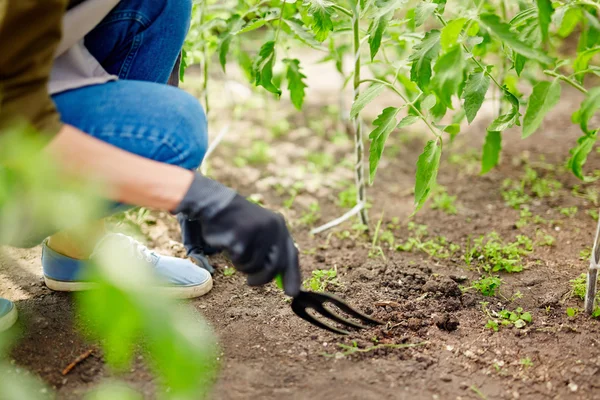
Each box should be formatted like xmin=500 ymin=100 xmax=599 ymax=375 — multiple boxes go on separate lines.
xmin=42 ymin=233 xmax=213 ymax=299
xmin=0 ymin=298 xmax=18 ymax=332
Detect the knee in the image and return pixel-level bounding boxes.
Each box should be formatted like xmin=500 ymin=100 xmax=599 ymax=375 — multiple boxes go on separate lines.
xmin=160 ymin=0 xmax=193 ymax=42
xmin=171 ymin=92 xmax=208 ymax=170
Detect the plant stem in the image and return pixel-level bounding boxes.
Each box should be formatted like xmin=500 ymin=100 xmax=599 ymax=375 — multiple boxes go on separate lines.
xmin=544 ymin=70 xmax=588 ymax=94
xmin=352 ymin=8 xmax=369 ymax=227
xmin=358 ymin=78 xmax=440 ymax=138
xmin=274 ymin=0 xmax=287 ymax=43
xmin=331 ymin=4 xmax=353 ymax=18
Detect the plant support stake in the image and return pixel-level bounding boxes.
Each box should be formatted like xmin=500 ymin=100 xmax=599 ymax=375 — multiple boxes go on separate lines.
xmin=351 ymin=5 xmax=369 ymax=228
xmin=585 ymin=212 xmax=600 ymax=314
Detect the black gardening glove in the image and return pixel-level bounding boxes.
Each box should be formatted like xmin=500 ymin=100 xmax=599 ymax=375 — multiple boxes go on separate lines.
xmin=174 ymin=173 xmax=301 ymax=297
xmin=178 ymin=215 xmax=221 ymax=274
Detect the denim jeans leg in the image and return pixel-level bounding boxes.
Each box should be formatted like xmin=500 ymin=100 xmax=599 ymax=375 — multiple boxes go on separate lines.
xmin=84 ymin=0 xmax=192 ymax=83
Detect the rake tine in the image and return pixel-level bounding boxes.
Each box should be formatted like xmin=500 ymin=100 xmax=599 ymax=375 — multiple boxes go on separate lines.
xmin=311 ymin=302 xmax=369 ymax=330
xmin=319 ymin=293 xmax=383 ymax=326
xmin=291 ymin=301 xmax=350 ymax=335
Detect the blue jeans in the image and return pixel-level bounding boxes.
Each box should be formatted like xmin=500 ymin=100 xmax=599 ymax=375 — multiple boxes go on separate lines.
xmin=52 ymin=0 xmax=207 ymax=172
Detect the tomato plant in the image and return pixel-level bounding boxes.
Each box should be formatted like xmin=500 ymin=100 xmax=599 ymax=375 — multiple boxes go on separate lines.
xmin=183 ymin=0 xmax=600 ymax=226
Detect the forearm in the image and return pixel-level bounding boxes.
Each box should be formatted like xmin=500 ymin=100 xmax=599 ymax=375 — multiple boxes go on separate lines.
xmin=45 ymin=124 xmax=194 ymax=211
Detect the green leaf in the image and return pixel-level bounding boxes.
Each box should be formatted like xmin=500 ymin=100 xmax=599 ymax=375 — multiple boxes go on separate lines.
xmin=283 ymin=18 xmax=324 ymax=49
xmin=568 ymin=133 xmax=597 ymax=181
xmin=574 ymin=47 xmax=600 ymax=82
xmin=557 ymin=7 xmax=581 ymax=38
xmin=462 ymin=70 xmax=490 ymax=124
xmin=368 ymin=14 xmax=390 ymax=61
xmin=479 ymin=13 xmax=553 ymax=65
xmin=397 ymin=115 xmax=420 ymax=129
xmin=350 ymin=83 xmax=385 ymax=119
xmin=573 ymin=87 xmax=600 ymax=134
xmin=536 ymin=0 xmax=554 ymax=43
xmin=218 ymin=15 xmax=244 ymax=72
xmin=415 ymin=2 xmax=438 ymax=27
xmin=283 ymin=59 xmax=308 ymax=110
xmin=409 ymin=30 xmax=441 ymax=90
xmin=488 ymin=88 xmax=521 ymax=132
xmin=371 ymin=0 xmax=409 ymax=17
xmin=481 ymin=130 xmax=502 ymax=174
xmin=254 ymin=41 xmax=281 ymax=96
xmin=432 ymin=46 xmax=466 ymax=107
xmin=307 ymin=0 xmax=334 ymax=42
xmin=523 ymin=80 xmax=561 ymax=138
xmin=369 ymin=107 xmax=400 ymax=183
xmin=441 ymin=18 xmax=467 ymax=51
xmin=414 ymin=139 xmax=442 ymax=212
xmin=421 ymin=94 xmax=437 ymax=110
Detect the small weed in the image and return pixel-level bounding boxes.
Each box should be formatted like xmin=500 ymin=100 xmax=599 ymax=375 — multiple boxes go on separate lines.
xmin=471 ymin=276 xmax=502 ymax=297
xmin=535 ymin=230 xmax=555 ymax=246
xmin=247 ymin=193 xmax=265 ymax=206
xmin=369 ymin=215 xmax=386 ymax=260
xmin=223 ymin=267 xmax=236 ymax=277
xmin=337 ymin=184 xmax=357 ymax=209
xmin=519 ymin=357 xmax=534 ymax=368
xmin=465 ymin=232 xmax=530 ymax=273
xmin=270 ymin=119 xmax=291 ymax=138
xmin=299 ymin=202 xmax=321 ymax=226
xmin=106 ymin=207 xmax=153 ymax=242
xmin=566 ymin=307 xmax=579 ymax=317
xmin=483 ymin=302 xmax=532 ymax=331
xmin=235 ymin=141 xmax=272 ymax=166
xmin=282 ymin=182 xmax=305 ymax=209
xmin=580 ymin=248 xmax=592 ymax=260
xmin=570 ymin=274 xmax=588 ymax=300
xmin=572 ymin=185 xmax=599 ymax=206
xmin=307 ymin=152 xmax=335 ymax=173
xmin=430 ymin=187 xmax=458 ymax=215
xmin=559 ymin=206 xmax=578 ymax=218
xmin=304 ymin=267 xmax=341 ymax=292
xmin=502 ymin=168 xmax=561 ymax=209
xmin=322 ymin=341 xmax=427 ymax=358
xmin=587 ymin=209 xmax=599 ymax=221
xmin=448 ymin=150 xmax=480 ymax=175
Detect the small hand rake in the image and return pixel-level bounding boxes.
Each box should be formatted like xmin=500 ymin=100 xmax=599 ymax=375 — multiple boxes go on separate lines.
xmin=290 ymin=289 xmax=382 ymax=335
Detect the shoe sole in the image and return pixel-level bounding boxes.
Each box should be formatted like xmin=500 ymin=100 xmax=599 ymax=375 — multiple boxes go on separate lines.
xmin=44 ymin=275 xmax=213 ymax=300
xmin=0 ymin=305 xmax=18 ymax=333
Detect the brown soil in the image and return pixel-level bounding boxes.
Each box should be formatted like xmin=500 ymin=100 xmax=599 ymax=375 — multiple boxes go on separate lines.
xmin=2 ymin=74 xmax=600 ymax=400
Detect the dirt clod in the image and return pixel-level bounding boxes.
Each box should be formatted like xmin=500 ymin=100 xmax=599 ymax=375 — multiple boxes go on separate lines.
xmin=422 ymin=275 xmax=462 ymax=297
xmin=434 ymin=313 xmax=460 ymax=331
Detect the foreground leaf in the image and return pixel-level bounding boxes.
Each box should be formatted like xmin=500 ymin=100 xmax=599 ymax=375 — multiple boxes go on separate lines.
xmin=432 ymin=46 xmax=466 ymax=107
xmin=440 ymin=18 xmax=467 ymax=51
xmin=481 ymin=130 xmax=502 ymax=174
xmin=536 ymin=0 xmax=554 ymax=43
xmin=369 ymin=107 xmax=400 ymax=183
xmin=254 ymin=41 xmax=281 ymax=95
xmin=409 ymin=30 xmax=441 ymax=91
xmin=572 ymin=87 xmax=600 ymax=134
xmin=488 ymin=88 xmax=521 ymax=132
xmin=350 ymin=83 xmax=385 ymax=119
xmin=283 ymin=59 xmax=308 ymax=110
xmin=218 ymin=15 xmax=244 ymax=71
xmin=284 ymin=18 xmax=323 ymax=49
xmin=415 ymin=2 xmax=438 ymax=27
xmin=369 ymin=14 xmax=390 ymax=60
xmin=574 ymin=47 xmax=600 ymax=83
xmin=568 ymin=134 xmax=597 ymax=181
xmin=523 ymin=80 xmax=561 ymax=138
xmin=307 ymin=0 xmax=334 ymax=42
xmin=414 ymin=139 xmax=442 ymax=212
xmin=462 ymin=70 xmax=490 ymax=124
xmin=479 ymin=13 xmax=553 ymax=65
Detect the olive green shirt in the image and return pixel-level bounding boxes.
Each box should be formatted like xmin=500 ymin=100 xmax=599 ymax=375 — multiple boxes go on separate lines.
xmin=0 ymin=0 xmax=67 ymax=136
